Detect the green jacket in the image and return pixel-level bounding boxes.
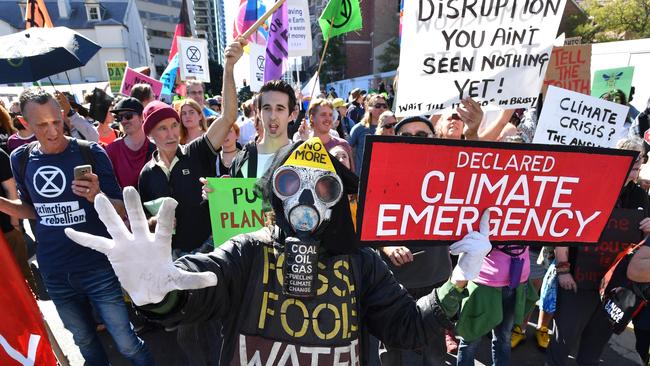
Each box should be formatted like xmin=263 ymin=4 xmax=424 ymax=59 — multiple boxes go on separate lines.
xmin=455 ymin=281 xmax=539 ymax=342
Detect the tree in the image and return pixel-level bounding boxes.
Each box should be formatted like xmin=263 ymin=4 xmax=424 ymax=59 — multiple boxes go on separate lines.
xmin=319 ymin=37 xmax=346 ymax=85
xmin=237 ymin=85 xmax=254 ymax=105
xmin=376 ymin=38 xmax=400 ymax=72
xmin=574 ymin=0 xmax=650 ymax=42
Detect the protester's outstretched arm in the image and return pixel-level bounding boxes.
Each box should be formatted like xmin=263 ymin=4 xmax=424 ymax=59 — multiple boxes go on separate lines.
xmin=478 ymin=109 xmax=515 ymax=141
xmin=0 ymin=197 xmax=35 ymax=220
xmin=458 ymin=98 xmax=484 ymax=140
xmin=364 ymin=209 xmax=492 ymax=349
xmin=628 ymin=244 xmax=650 ymax=282
xmin=69 ymin=113 xmax=99 ymax=142
xmin=205 ymin=38 xmax=246 ymax=151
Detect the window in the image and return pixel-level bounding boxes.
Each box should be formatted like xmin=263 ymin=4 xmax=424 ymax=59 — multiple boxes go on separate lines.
xmin=87 ymin=6 xmax=101 ymax=21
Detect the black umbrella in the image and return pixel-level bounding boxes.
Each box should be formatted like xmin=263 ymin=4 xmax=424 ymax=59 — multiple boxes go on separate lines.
xmin=0 ymin=26 xmax=101 ymax=84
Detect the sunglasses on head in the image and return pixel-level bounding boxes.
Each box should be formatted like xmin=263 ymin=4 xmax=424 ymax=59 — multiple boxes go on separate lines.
xmin=114 ymin=112 xmax=136 ymax=122
xmin=381 ymin=122 xmax=396 ymax=129
xmin=398 ymin=131 xmax=431 ymax=138
xmin=373 ymin=103 xmax=388 ymax=109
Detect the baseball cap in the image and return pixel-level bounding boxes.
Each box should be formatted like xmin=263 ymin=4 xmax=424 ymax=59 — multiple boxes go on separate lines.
xmin=110 ymin=97 xmax=144 ymax=114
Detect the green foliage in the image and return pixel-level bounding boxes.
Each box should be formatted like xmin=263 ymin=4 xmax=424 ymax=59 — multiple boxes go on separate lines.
xmin=377 ymin=38 xmax=400 ymax=72
xmin=320 ymin=37 xmax=346 ymax=85
xmin=575 ymin=0 xmax=650 ymax=42
xmin=237 ymin=85 xmax=253 ymax=106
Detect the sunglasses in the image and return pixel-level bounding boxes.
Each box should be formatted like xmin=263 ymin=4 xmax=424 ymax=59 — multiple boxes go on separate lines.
xmin=381 ymin=122 xmax=397 ymax=129
xmin=114 ymin=112 xmax=136 ymax=122
xmin=373 ymin=103 xmax=388 ymax=109
xmin=398 ymin=131 xmax=432 ymax=138
xmin=9 ymin=112 xmax=21 ymax=118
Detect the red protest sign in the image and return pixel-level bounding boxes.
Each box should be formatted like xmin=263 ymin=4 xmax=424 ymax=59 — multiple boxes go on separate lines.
xmin=0 ymin=232 xmax=57 ymax=365
xmin=357 ymin=136 xmax=635 ymax=246
xmin=542 ymin=44 xmax=591 ymax=97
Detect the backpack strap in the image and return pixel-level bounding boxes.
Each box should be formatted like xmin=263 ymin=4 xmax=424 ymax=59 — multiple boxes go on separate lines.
xmin=16 ymin=141 xmax=39 ymax=196
xmin=75 ymin=139 xmax=97 ymax=168
xmin=246 ymin=142 xmax=258 ymax=178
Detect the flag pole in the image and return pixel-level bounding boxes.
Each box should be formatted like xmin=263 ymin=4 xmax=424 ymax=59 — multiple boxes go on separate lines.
xmin=241 ymin=0 xmax=286 ymax=40
xmin=308 ymin=13 xmax=336 ymax=104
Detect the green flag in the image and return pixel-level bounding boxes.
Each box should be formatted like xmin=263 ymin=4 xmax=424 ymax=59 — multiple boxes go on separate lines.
xmin=318 ymin=0 xmax=362 ymax=41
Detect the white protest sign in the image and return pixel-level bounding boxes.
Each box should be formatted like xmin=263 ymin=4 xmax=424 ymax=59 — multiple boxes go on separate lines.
xmin=301 ymin=73 xmax=320 ymax=98
xmin=249 ymin=43 xmax=266 ymax=92
xmin=395 ymin=0 xmax=567 ymax=117
xmin=287 ymin=0 xmax=312 ymax=57
xmin=178 ymin=37 xmax=210 ymax=82
xmin=533 ymin=85 xmax=630 ymax=148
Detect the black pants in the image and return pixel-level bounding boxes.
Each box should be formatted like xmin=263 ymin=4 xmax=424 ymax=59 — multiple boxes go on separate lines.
xmin=546 ymin=288 xmax=613 ymax=366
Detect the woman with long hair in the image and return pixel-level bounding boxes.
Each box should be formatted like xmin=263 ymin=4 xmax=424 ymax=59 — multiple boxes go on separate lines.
xmin=176 ymin=99 xmax=208 ymax=144
xmin=348 ymin=93 xmax=388 ymax=175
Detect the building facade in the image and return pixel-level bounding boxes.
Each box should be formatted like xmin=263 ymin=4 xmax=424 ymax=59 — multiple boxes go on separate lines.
xmin=0 ymin=0 xmax=153 ymax=84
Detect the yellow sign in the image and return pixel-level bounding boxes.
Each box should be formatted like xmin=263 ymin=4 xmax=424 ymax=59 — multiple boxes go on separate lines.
xmin=106 ymin=61 xmax=128 ymax=94
xmin=283 ymin=137 xmax=335 ymax=172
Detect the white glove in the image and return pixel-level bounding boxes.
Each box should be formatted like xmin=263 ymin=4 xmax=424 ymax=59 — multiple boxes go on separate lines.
xmin=450 ymin=208 xmax=493 ymax=282
xmin=64 ymin=187 xmax=218 ymax=306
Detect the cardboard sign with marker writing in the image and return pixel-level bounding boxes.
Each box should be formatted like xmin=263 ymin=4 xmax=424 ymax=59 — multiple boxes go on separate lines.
xmin=207 ymin=178 xmax=264 ymax=246
xmin=394 ymin=0 xmax=567 ymax=116
xmin=357 ymin=136 xmax=635 ymax=246
xmin=120 ymin=67 xmax=163 ymax=99
xmin=533 ymin=86 xmax=629 ymax=148
xmin=542 ymin=44 xmax=591 ymax=96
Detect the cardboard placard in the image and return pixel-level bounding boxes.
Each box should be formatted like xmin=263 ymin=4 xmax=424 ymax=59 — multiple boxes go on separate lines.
xmin=207 ymin=178 xmax=264 ymax=246
xmin=106 ymin=61 xmax=128 ymax=94
xmin=357 ymin=136 xmax=635 ymax=246
xmin=178 ymin=37 xmax=210 ymax=82
xmin=542 ymin=44 xmax=591 ymax=96
xmin=533 ymin=86 xmax=630 ymax=148
xmin=591 ymin=66 xmax=635 ymax=102
xmin=120 ymin=67 xmax=163 ymax=99
xmin=394 ymin=0 xmax=567 ymax=116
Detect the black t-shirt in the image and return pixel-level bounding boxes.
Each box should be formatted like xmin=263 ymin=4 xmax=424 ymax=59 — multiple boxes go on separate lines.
xmin=0 ymin=149 xmax=13 ymax=233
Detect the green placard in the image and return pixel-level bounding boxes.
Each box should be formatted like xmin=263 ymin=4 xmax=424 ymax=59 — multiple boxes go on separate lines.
xmin=106 ymin=61 xmax=128 ymax=94
xmin=207 ymin=178 xmax=264 ymax=247
xmin=591 ymin=66 xmax=635 ymax=103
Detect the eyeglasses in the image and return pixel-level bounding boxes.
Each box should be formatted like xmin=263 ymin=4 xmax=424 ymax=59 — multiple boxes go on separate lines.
xmin=115 ymin=112 xmax=136 ymax=122
xmin=381 ymin=122 xmax=396 ymax=129
xmin=398 ymin=131 xmax=432 ymax=138
xmin=373 ymin=103 xmax=388 ymax=109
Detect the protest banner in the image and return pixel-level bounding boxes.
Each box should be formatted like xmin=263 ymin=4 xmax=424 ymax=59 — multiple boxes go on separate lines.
xmin=533 ymin=86 xmax=629 ymax=148
xmin=207 ymin=178 xmax=264 ymax=246
xmin=287 ymin=0 xmax=312 ymax=57
xmin=591 ymin=66 xmax=635 ymax=102
xmin=394 ymin=0 xmax=567 ymax=117
xmin=105 ymin=61 xmax=127 ymax=94
xmin=249 ymin=43 xmax=266 ymax=92
xmin=264 ymin=0 xmax=288 ymax=82
xmin=120 ymin=67 xmax=163 ymax=99
xmin=573 ymin=208 xmax=644 ymax=287
xmin=541 ymin=44 xmax=591 ymax=96
xmin=0 ymin=232 xmax=58 ymax=365
xmin=178 ymin=37 xmax=210 ymax=82
xmin=357 ymin=136 xmax=636 ymax=246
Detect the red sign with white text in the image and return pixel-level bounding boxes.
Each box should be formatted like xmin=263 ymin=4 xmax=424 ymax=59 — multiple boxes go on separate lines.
xmin=357 ymin=136 xmax=636 ymax=246
xmin=0 ymin=232 xmax=57 ymax=365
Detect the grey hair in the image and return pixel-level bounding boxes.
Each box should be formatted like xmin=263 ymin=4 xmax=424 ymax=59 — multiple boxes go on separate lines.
xmin=616 ymin=136 xmax=645 ymax=152
xmin=19 ymin=88 xmax=59 ymax=122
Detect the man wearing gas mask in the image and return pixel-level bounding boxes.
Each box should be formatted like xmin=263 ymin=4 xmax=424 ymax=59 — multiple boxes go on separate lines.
xmin=65 ymin=136 xmax=492 ymax=365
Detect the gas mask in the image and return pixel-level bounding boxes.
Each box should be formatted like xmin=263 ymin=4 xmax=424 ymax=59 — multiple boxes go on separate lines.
xmin=272 ymin=166 xmax=343 ymax=234
xmin=270 ymin=137 xmax=344 ymax=298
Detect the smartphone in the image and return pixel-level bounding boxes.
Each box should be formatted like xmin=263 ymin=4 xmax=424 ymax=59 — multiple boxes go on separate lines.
xmin=74 ymin=165 xmax=92 ymax=180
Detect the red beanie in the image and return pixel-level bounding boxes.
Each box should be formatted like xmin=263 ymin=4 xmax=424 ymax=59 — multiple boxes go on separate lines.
xmin=142 ymin=101 xmax=180 ymax=135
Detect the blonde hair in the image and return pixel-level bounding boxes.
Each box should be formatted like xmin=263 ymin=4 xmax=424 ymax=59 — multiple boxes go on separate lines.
xmin=175 ymin=98 xmax=207 ymax=144
xmin=361 ymin=94 xmax=386 ymax=128
xmin=307 ymin=98 xmax=334 ymax=121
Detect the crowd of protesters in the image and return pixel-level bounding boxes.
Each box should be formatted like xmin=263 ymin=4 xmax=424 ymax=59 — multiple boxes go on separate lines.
xmin=1 ymin=37 xmax=650 ymax=366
